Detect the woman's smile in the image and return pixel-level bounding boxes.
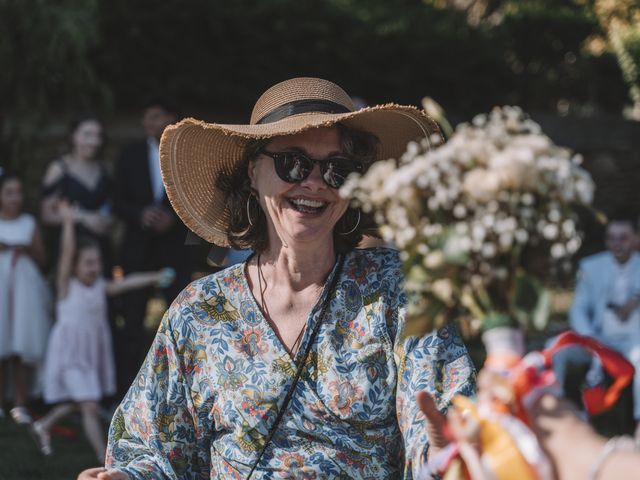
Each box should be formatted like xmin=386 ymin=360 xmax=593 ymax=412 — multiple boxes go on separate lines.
xmin=249 ymin=127 xmax=349 ymax=247
xmin=285 ymin=196 xmax=329 ymax=215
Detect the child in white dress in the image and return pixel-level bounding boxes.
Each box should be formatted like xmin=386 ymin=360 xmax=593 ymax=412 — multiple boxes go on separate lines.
xmin=32 ymin=201 xmax=174 ymax=463
xmin=0 ymin=172 xmax=51 ymax=424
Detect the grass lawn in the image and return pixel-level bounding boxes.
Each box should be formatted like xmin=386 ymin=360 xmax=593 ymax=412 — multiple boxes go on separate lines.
xmin=0 ymin=413 xmax=100 ymax=480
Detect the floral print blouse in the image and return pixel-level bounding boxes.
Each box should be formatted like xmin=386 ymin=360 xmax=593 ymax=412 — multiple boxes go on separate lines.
xmin=106 ymin=248 xmax=475 ymax=479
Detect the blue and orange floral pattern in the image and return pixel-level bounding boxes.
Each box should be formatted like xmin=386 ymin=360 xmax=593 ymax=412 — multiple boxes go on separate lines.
xmin=106 ymin=248 xmax=475 ymax=479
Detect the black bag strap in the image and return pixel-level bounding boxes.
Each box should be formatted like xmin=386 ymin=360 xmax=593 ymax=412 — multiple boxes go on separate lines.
xmin=246 ymin=254 xmax=345 ymax=479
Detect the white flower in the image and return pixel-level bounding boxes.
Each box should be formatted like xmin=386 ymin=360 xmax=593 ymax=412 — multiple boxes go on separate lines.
xmin=427 ymin=196 xmax=440 ymax=211
xmin=499 ymin=232 xmax=514 ymax=250
xmin=566 ymin=237 xmax=581 ymax=254
xmin=515 ymin=229 xmax=529 ymax=244
xmin=481 ymin=243 xmax=497 ymax=258
xmin=455 ymin=222 xmax=469 ymax=235
xmin=562 ymin=219 xmax=575 ymax=236
xmin=521 ymin=193 xmax=534 ymax=205
xmin=453 ymin=204 xmax=467 ymax=218
xmin=424 ymin=251 xmax=445 ymax=269
xmin=542 ymin=223 xmax=559 ymax=240
xmin=551 ymin=243 xmax=566 ymax=258
xmin=417 ymin=243 xmax=430 ymax=255
xmin=494 ymin=267 xmax=508 ymax=280
xmin=482 ymin=213 xmax=495 ymax=228
xmin=472 ymin=223 xmax=487 ymax=241
xmin=472 ymin=113 xmax=487 ymax=127
xmin=431 ymin=278 xmax=455 ymax=304
xmin=548 ymin=209 xmax=561 ymax=222
xmin=444 ymin=234 xmax=472 ymax=258
xmin=340 ymin=104 xmax=593 ymax=332
xmin=463 ymin=169 xmax=502 ymax=202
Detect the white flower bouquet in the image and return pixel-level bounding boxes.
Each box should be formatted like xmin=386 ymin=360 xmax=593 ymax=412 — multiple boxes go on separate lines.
xmin=342 ymin=106 xmax=595 ymax=337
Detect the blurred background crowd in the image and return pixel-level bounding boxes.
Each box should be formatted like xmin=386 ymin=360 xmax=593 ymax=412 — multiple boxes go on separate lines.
xmin=1 ymin=0 xmax=640 ymax=478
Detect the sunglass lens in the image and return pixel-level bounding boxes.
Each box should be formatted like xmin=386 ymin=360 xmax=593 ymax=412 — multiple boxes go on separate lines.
xmin=275 ymin=153 xmax=312 ymax=183
xmin=322 ymin=160 xmax=363 ymax=188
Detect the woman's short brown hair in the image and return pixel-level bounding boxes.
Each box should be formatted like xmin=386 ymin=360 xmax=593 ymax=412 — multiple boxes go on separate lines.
xmin=217 ymin=123 xmax=380 ymax=254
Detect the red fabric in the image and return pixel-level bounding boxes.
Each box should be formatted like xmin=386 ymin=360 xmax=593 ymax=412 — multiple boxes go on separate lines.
xmin=544 ymin=331 xmax=634 ymax=415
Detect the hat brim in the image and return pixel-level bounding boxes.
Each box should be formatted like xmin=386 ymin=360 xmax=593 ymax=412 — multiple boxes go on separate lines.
xmin=160 ymin=104 xmax=441 ymax=246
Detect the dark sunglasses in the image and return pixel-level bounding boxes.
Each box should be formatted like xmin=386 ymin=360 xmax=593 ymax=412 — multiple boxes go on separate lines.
xmin=261 ymin=150 xmax=364 ymax=189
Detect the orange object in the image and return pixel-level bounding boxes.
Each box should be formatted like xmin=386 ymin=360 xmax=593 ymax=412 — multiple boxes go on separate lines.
xmin=452 ymin=396 xmax=541 ymax=480
xmin=429 ymin=332 xmax=634 ymax=480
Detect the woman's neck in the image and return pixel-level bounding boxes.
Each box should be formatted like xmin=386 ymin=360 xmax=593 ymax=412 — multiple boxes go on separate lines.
xmin=66 ymin=152 xmax=94 ymax=165
xmin=0 ymin=209 xmax=20 ymax=220
xmin=259 ymin=241 xmax=337 ymax=291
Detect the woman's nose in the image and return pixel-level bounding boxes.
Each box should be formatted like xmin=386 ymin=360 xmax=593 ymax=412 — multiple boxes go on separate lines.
xmin=300 ymin=163 xmax=326 ymax=189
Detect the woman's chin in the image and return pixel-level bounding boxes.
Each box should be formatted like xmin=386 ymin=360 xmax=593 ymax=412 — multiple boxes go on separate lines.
xmin=280 ymin=224 xmax=334 ymax=247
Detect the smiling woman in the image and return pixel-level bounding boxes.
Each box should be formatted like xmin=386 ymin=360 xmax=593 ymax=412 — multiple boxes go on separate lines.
xmin=220 ymin=124 xmax=378 ymax=254
xmin=79 ymin=77 xmax=476 ymax=480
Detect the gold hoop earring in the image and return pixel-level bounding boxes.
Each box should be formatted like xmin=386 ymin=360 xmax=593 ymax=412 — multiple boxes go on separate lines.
xmin=246 ymin=194 xmax=259 ymax=226
xmin=338 ymin=209 xmax=361 ymax=235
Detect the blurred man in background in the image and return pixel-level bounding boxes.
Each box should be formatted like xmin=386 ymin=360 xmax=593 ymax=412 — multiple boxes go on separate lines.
xmin=112 ymin=100 xmax=189 ymax=399
xmin=556 ymin=213 xmax=640 ymax=439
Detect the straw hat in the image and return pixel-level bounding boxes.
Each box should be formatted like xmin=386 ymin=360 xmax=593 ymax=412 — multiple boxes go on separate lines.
xmin=160 ymin=77 xmax=441 ymax=246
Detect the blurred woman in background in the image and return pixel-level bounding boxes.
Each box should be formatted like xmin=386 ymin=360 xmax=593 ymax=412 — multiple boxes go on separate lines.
xmin=40 ymin=115 xmax=114 ymax=272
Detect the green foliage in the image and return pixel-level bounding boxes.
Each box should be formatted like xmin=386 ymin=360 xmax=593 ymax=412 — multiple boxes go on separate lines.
xmin=611 ymin=24 xmax=640 ymax=104
xmin=497 ymin=1 xmax=599 ymax=108
xmin=0 ymin=0 xmax=109 ymax=174
xmin=91 ymin=0 xmax=626 ymax=116
xmin=0 ymin=0 xmax=631 ymax=178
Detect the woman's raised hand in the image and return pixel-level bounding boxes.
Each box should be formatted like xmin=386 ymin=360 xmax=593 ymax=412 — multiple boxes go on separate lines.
xmin=77 ymin=467 xmax=130 ymax=480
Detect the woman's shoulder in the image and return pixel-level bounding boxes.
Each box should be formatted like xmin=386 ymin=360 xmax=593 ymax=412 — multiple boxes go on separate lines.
xmin=345 ymin=247 xmax=401 ymax=276
xmin=167 ymin=263 xmax=247 ymax=318
xmin=342 ymin=247 xmax=404 ymax=300
xmin=42 ymin=158 xmax=66 ymax=187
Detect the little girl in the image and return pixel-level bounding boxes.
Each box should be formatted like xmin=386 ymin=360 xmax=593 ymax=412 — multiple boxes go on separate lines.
xmin=0 ymin=171 xmax=51 ymax=424
xmin=32 ymin=201 xmax=174 ymax=463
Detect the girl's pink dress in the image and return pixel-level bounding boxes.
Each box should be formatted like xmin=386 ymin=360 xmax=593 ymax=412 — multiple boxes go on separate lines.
xmin=43 ymin=278 xmax=116 ymax=403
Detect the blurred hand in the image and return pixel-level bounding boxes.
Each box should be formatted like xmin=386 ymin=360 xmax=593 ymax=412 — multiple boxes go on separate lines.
xmin=58 ymin=200 xmax=76 ymax=224
xmin=141 ymin=205 xmax=173 ymax=233
xmin=156 ymin=267 xmax=176 ymax=288
xmin=77 ymin=467 xmax=130 ymax=480
xmin=416 ymin=390 xmax=449 ymax=458
xmin=614 ymin=298 xmax=640 ymax=322
xmin=80 ymin=211 xmax=112 ymax=235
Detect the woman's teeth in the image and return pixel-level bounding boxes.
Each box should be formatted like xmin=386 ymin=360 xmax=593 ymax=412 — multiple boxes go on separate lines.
xmin=288 ymin=198 xmax=327 ymax=213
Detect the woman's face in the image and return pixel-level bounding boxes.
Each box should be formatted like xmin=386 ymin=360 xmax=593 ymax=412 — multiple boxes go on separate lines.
xmin=75 ymin=246 xmax=102 ymax=285
xmin=249 ymin=127 xmax=350 ymax=250
xmin=0 ymin=178 xmax=23 ymax=217
xmin=142 ymin=106 xmax=176 ymax=140
xmin=71 ymin=119 xmax=103 ymax=160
